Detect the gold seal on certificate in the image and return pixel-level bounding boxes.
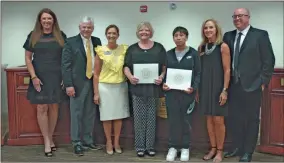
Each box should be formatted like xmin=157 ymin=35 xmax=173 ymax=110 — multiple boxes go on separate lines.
xmin=133 ymin=63 xmax=159 ymax=84
xmin=166 ymin=68 xmax=192 ymax=90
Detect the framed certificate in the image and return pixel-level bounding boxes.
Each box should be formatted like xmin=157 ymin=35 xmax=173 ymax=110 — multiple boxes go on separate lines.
xmin=166 ymin=68 xmax=192 ymax=90
xmin=133 ymin=63 xmax=159 ymax=84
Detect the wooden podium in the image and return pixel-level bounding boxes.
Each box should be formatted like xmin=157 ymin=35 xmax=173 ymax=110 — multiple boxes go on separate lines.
xmin=3 ymin=66 xmax=234 ymax=151
xmin=257 ymin=68 xmax=284 ymax=155
xmin=4 ymin=66 xmax=71 ymax=145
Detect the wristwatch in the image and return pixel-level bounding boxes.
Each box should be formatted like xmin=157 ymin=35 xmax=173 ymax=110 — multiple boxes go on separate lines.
xmin=222 ymin=88 xmax=228 ymax=93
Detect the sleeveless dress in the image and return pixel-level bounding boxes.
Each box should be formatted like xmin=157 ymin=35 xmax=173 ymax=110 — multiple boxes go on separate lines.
xmin=199 ymin=42 xmax=228 ymax=116
xmin=23 ymin=31 xmax=67 ymax=104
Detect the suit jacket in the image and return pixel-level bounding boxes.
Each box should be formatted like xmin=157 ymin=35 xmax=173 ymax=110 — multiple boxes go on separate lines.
xmin=61 ymin=34 xmax=102 ymax=96
xmin=223 ymin=26 xmax=275 ymax=92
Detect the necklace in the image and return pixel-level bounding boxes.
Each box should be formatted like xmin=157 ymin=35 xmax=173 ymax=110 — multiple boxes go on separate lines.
xmin=205 ymin=43 xmax=216 ymax=55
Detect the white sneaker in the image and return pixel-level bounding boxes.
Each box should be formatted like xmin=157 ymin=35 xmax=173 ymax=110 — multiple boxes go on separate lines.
xmin=180 ymin=148 xmax=190 ymax=161
xmin=166 ymin=147 xmax=177 ymax=161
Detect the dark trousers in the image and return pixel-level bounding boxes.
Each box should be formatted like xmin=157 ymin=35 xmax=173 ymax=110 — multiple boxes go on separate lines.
xmin=70 ymin=80 xmax=96 ymax=146
xmin=165 ymin=90 xmax=194 ymax=149
xmin=228 ymin=82 xmax=262 ymax=154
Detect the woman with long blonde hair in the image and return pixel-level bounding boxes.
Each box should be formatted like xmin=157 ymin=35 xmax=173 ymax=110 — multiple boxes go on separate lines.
xmin=197 ymin=19 xmax=231 ymax=163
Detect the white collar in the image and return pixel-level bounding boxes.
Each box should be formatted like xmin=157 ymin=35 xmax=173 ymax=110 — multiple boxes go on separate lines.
xmin=80 ymin=34 xmax=91 ymax=43
xmin=237 ymin=25 xmax=250 ymax=36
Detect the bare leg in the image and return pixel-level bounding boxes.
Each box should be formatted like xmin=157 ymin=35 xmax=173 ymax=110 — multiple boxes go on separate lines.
xmin=48 ymin=103 xmax=59 ymax=149
xmin=213 ymin=116 xmax=225 ymax=162
xmin=113 ymin=119 xmax=123 ymax=152
xmin=37 ymin=104 xmax=51 ymax=153
xmin=103 ymin=121 xmax=113 ymax=153
xmin=203 ymin=116 xmax=217 ymax=160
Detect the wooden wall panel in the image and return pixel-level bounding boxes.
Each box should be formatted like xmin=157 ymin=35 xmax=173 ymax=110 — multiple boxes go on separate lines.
xmin=257 ymin=68 xmax=284 ymax=156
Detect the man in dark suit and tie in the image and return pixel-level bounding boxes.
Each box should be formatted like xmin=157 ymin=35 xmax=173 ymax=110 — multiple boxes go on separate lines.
xmin=62 ymin=16 xmax=103 ymax=156
xmin=223 ymin=8 xmax=275 ymax=162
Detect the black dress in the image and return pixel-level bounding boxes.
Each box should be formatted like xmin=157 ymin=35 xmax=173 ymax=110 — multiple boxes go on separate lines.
xmin=199 ymin=42 xmax=228 ymax=116
xmin=23 ymin=31 xmax=67 ymax=104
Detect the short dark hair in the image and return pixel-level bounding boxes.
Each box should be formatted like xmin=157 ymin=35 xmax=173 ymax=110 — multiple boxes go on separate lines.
xmin=105 ymin=24 xmax=120 ymax=35
xmin=172 ymin=26 xmax=188 ymax=37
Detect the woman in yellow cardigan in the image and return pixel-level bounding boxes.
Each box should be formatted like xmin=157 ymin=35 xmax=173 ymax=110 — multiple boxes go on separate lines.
xmin=93 ymin=24 xmax=130 ymax=155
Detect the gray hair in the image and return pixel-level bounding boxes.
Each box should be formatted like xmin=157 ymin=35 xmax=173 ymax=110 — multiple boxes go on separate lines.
xmin=243 ymin=8 xmax=250 ymax=16
xmin=136 ymin=21 xmax=154 ymax=39
xmin=79 ymin=16 xmax=94 ymax=25
xmin=234 ymin=8 xmax=251 ymax=16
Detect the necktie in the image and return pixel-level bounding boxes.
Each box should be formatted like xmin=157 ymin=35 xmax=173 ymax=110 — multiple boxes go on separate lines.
xmin=233 ymin=32 xmax=242 ymax=83
xmin=86 ymin=39 xmax=93 ymax=79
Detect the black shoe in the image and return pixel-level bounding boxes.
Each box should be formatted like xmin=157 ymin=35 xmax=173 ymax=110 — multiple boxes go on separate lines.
xmin=51 ymin=146 xmax=57 ymax=151
xmin=44 ymin=151 xmax=53 ymax=157
xmin=74 ymin=145 xmax=84 ymax=156
xmin=137 ymin=150 xmax=145 ymax=157
xmin=82 ymin=144 xmax=103 ymax=150
xmin=146 ymin=149 xmax=156 ymax=157
xmin=239 ymin=153 xmax=252 ymax=162
xmin=224 ymin=148 xmax=241 ymax=158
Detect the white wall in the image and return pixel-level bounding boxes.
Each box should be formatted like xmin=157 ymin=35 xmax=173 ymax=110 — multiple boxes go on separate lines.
xmin=2 ymin=1 xmax=283 ymax=68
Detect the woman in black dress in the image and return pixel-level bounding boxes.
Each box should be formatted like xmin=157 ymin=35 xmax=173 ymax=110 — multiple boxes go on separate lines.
xmin=23 ymin=8 xmax=67 ymax=157
xmin=197 ymin=19 xmax=231 ymax=163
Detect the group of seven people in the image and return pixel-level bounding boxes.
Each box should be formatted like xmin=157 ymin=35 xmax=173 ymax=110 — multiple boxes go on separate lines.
xmin=23 ymin=7 xmax=275 ymax=162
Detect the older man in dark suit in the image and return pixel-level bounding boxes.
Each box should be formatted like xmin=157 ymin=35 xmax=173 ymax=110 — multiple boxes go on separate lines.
xmin=223 ymin=8 xmax=275 ymax=162
xmin=62 ymin=16 xmax=103 ymax=156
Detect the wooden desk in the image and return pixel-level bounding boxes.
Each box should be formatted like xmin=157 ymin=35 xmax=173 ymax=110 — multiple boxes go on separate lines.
xmin=4 ymin=66 xmax=234 ymax=151
xmin=257 ymin=68 xmax=284 ymax=155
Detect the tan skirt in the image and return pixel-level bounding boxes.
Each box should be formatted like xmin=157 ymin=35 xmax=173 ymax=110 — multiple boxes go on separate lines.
xmin=98 ymin=82 xmax=130 ymax=121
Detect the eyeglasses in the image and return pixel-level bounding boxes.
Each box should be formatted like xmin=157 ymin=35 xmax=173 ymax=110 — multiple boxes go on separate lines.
xmin=232 ymin=14 xmax=249 ymax=19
